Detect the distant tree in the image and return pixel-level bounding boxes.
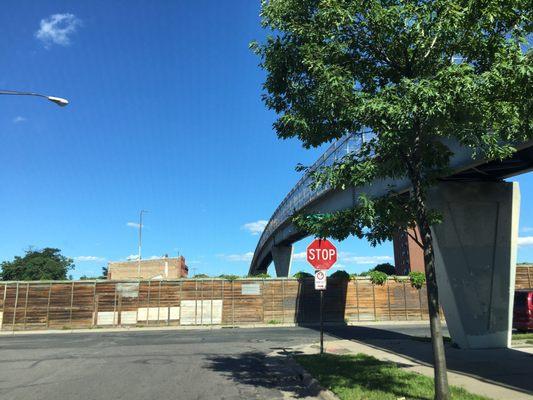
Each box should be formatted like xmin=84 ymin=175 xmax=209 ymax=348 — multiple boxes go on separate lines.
xmin=219 ymin=274 xmax=240 ymax=281
xmin=293 ymin=271 xmax=313 ymax=279
xmin=102 ymin=266 xmax=108 ymax=278
xmin=249 ymin=272 xmax=271 ymax=278
xmin=1 ymin=248 xmax=74 ymax=281
xmin=374 ymin=263 xmax=396 ymax=276
xmin=329 ymin=270 xmax=350 ymax=280
xmin=193 ymin=274 xmax=209 ymax=279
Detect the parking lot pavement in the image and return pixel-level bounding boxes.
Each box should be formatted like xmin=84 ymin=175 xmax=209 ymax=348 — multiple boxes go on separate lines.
xmin=0 ymin=323 xmax=437 ymax=400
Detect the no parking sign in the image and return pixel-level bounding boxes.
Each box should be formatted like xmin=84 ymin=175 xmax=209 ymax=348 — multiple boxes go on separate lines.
xmin=314 ymin=270 xmax=326 ymax=290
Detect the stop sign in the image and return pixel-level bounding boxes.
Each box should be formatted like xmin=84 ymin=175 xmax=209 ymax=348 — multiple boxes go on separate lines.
xmin=307 ymin=239 xmax=337 ymax=270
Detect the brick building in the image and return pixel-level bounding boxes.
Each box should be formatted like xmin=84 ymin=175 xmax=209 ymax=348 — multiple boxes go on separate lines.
xmin=393 ymin=226 xmax=425 ymax=275
xmin=107 ymin=256 xmax=188 ymax=280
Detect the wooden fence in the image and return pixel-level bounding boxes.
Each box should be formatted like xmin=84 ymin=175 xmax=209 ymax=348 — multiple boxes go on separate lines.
xmin=0 ymin=277 xmax=430 ymax=331
xmin=1 ymin=266 xmax=530 ymax=332
xmin=516 ymin=265 xmax=533 ymax=289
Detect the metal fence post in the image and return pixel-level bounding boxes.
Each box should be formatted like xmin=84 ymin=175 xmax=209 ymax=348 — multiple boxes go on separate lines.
xmin=23 ymin=283 xmax=30 ymax=330
xmin=12 ymin=282 xmax=20 ymax=331
xmin=157 ymin=280 xmax=162 ymax=324
xmin=0 ymin=284 xmax=8 ymax=331
xmin=403 ymin=281 xmax=408 ymax=320
xmin=355 ymin=279 xmax=360 ymax=322
xmin=221 ymin=280 xmax=224 ymax=325
xmin=112 ymin=283 xmax=118 ymax=326
xmin=281 ymin=279 xmax=285 ymax=324
xmin=200 ymin=280 xmax=204 ymax=325
xmin=261 ymin=279 xmax=266 ymax=323
xmin=387 ymin=281 xmax=392 ymax=321
xmin=178 ymin=281 xmax=182 ymax=325
xmin=210 ymin=279 xmax=214 ymax=327
xmin=194 ymin=280 xmax=198 ymax=325
xmin=46 ymin=283 xmax=52 ymax=328
xmin=418 ymin=288 xmax=423 ymax=320
xmin=372 ymin=282 xmax=377 ymax=321
xmin=231 ymin=280 xmax=235 ymax=327
xmin=271 ymin=279 xmax=274 ymax=322
xmin=135 ymin=280 xmax=141 ymax=325
xmin=69 ymin=281 xmax=75 ymax=329
xmin=92 ymin=281 xmax=97 ymax=328
xmin=146 ymin=280 xmax=152 ymax=325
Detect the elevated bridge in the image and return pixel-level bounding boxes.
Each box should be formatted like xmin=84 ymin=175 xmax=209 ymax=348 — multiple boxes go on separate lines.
xmin=249 ymin=134 xmax=533 ymax=349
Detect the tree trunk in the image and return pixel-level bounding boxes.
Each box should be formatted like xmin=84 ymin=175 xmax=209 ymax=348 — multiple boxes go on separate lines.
xmin=410 ymin=170 xmax=450 ymax=400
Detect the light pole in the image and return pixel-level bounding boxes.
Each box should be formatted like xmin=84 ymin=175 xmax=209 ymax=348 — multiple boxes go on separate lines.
xmin=137 ymin=210 xmax=149 ymax=279
xmin=0 ymin=90 xmax=69 ymax=106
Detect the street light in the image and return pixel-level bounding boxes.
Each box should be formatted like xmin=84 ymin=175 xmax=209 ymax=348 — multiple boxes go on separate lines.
xmin=0 ymin=90 xmax=69 ymax=107
xmin=138 ymin=210 xmax=149 ymax=279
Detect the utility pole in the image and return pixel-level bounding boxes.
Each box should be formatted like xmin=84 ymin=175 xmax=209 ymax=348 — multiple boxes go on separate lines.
xmin=137 ymin=210 xmax=148 ymax=279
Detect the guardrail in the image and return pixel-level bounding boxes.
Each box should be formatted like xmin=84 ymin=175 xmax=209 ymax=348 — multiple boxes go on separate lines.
xmin=255 ymin=132 xmax=367 ymax=252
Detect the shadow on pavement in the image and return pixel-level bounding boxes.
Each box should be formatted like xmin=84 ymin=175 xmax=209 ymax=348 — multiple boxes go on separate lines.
xmin=319 ymin=325 xmax=533 ymax=395
xmin=204 ymin=350 xmax=319 ymax=399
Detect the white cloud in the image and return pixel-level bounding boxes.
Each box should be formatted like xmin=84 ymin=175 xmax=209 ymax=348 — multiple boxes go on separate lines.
xmin=340 ymin=253 xmax=393 ymax=265
xmin=518 ymin=236 xmax=533 ymax=247
xmin=126 ymin=222 xmax=141 ymax=228
xmin=242 ymin=220 xmax=268 ymax=235
xmin=13 ymin=116 xmax=26 ymax=123
xmin=36 ymin=13 xmax=81 ymax=47
xmin=126 ymin=254 xmax=140 ymax=261
xmin=521 ymin=227 xmax=533 ymax=233
xmin=74 ymin=256 xmax=106 ymax=262
xmin=218 ymin=252 xmax=254 ymax=262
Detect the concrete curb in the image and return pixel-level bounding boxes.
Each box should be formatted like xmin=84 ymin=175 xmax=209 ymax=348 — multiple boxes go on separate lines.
xmin=0 ymin=320 xmax=425 ymax=336
xmin=284 ymin=356 xmax=339 ymax=400
xmin=267 ymin=348 xmax=339 ymax=400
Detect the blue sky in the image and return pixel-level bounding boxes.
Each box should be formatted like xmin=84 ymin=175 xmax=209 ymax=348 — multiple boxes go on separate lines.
xmin=1 ymin=1 xmax=532 ymax=279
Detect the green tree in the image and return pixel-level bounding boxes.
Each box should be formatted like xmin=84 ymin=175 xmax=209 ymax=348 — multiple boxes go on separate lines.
xmin=329 ymin=270 xmax=350 ymax=280
xmin=253 ymin=2 xmax=531 ymax=398
xmin=293 ymin=271 xmax=313 ymax=279
xmin=374 ymin=263 xmax=396 ymax=276
xmin=1 ymin=248 xmax=74 ymax=281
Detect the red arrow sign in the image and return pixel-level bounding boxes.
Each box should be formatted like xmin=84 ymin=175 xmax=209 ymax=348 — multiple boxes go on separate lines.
xmin=307 ymin=239 xmax=337 ymax=270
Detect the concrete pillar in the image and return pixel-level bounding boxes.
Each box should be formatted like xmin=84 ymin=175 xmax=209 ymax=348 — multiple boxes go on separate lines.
xmin=428 ymin=181 xmax=520 ymax=349
xmin=271 ymin=245 xmax=293 ymax=277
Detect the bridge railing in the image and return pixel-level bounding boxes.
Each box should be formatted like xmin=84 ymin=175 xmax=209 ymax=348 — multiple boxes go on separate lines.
xmin=256 ymin=132 xmax=367 ymax=252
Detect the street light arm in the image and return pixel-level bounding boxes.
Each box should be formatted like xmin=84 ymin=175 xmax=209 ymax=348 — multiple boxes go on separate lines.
xmin=0 ymin=90 xmax=69 ymax=107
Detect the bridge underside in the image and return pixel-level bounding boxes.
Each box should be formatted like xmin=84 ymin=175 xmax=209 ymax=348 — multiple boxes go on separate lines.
xmin=250 ymin=142 xmax=531 ymax=349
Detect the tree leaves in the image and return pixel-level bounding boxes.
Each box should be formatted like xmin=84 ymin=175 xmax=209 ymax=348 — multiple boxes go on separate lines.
xmin=1 ymin=248 xmax=74 ymax=281
xmin=256 ymin=0 xmax=531 ymax=244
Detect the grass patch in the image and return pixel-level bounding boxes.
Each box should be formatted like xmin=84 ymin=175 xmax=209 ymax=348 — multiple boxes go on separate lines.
xmin=512 ymin=332 xmax=533 ymax=340
xmin=294 ymin=353 xmax=491 ymax=400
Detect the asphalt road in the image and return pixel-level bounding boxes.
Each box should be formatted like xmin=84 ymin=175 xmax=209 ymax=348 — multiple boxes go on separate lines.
xmin=0 ymin=324 xmax=434 ymax=400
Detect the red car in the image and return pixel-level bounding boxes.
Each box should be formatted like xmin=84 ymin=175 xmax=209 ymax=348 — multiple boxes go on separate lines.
xmin=513 ymin=290 xmax=533 ymax=332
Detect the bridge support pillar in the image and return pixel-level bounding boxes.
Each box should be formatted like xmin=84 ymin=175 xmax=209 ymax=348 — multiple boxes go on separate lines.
xmin=428 ymin=181 xmax=520 ymax=349
xmin=271 ymin=245 xmax=293 ymax=277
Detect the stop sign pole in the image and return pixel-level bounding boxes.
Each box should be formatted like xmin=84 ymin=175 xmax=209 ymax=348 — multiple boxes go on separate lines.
xmin=307 ymin=239 xmax=337 ymax=354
